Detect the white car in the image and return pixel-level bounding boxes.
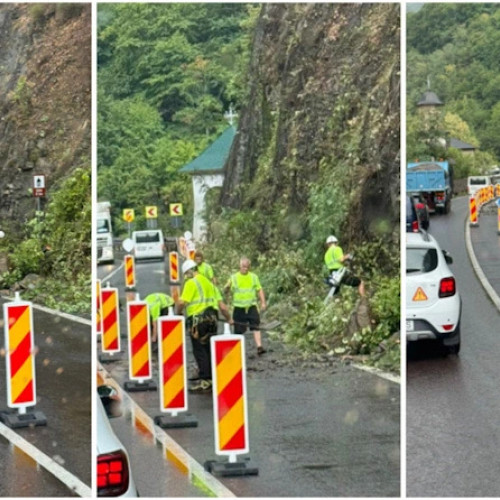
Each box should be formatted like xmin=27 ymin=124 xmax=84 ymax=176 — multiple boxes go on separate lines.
xmin=132 ymin=230 xmax=165 ymax=260
xmin=406 ymin=231 xmax=462 ymax=354
xmin=97 ymin=391 xmax=138 ymax=497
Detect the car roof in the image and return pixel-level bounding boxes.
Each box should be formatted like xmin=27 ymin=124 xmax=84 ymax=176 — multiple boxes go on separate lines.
xmin=406 ymin=231 xmax=438 ymax=248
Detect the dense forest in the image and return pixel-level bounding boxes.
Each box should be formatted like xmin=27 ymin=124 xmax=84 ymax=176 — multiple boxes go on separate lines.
xmin=407 ymin=4 xmax=500 ymax=176
xmin=98 ymin=4 xmax=400 ymax=370
xmin=0 ymin=4 xmax=91 ymax=313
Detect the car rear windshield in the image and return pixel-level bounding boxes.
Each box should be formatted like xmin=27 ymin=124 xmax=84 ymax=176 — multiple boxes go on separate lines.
xmin=470 ymin=178 xmax=488 ymax=185
xmin=135 ymin=232 xmax=161 ymax=243
xmin=406 ymin=248 xmax=438 ymax=273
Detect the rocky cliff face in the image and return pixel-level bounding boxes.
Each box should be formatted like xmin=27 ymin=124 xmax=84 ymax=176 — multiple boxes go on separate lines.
xmin=221 ymin=3 xmax=400 ymax=243
xmin=0 ymin=4 xmax=90 ymax=227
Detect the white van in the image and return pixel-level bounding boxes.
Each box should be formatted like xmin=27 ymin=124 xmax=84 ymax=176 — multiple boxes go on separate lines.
xmin=467 ymin=175 xmax=491 ymax=196
xmin=132 ymin=230 xmax=165 ymax=260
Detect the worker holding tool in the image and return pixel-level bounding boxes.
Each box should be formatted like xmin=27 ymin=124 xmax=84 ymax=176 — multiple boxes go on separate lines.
xmin=324 ymin=235 xmax=365 ymax=297
xmin=176 ymin=259 xmax=232 ymax=393
xmin=144 ymin=292 xmax=175 ymax=347
xmin=225 ymin=257 xmax=267 ymax=355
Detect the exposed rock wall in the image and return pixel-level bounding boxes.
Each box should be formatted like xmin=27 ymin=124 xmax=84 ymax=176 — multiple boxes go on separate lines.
xmin=221 ymin=3 xmax=400 ymax=243
xmin=0 ymin=4 xmax=90 ymax=227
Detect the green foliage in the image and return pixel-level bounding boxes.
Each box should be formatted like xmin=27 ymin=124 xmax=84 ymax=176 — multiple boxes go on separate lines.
xmin=407 ymin=5 xmax=500 ymax=162
xmin=0 ymin=167 xmax=91 ymax=313
xmin=9 ymin=76 xmax=32 ymax=115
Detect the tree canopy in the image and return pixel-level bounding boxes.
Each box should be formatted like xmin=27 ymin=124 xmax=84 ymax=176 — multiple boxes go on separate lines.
xmin=407 ymin=4 xmax=500 ymax=168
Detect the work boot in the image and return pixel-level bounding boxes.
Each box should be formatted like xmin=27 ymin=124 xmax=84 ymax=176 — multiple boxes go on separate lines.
xmin=189 ymin=379 xmax=212 ymax=393
xmin=257 ymin=346 xmax=266 ymax=356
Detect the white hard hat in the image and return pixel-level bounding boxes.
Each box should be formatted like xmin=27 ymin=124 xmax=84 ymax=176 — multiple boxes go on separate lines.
xmin=182 ymin=259 xmax=197 ymax=274
xmin=326 ymin=235 xmax=338 ymax=244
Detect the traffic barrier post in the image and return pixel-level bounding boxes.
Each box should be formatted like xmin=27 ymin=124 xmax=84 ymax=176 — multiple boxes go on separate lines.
xmin=96 ymin=279 xmax=102 ymax=335
xmin=205 ymin=324 xmax=258 ymax=477
xmin=124 ymin=295 xmax=157 ymax=392
xmin=497 ymin=199 xmax=500 ymax=235
xmin=99 ymin=286 xmax=123 ymax=362
xmin=124 ymin=254 xmax=136 ymax=290
xmin=469 ymin=196 xmax=479 ymax=227
xmin=154 ymin=316 xmax=198 ymax=428
xmin=169 ymin=251 xmax=179 ymax=284
xmin=0 ymin=293 xmax=47 ymax=428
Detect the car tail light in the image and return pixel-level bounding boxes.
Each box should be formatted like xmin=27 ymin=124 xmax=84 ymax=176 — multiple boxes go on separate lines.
xmin=441 ymin=324 xmax=455 ymax=331
xmin=439 ymin=277 xmax=456 ymax=298
xmin=412 ymin=220 xmax=419 ymax=232
xmin=97 ymin=450 xmax=129 ymax=497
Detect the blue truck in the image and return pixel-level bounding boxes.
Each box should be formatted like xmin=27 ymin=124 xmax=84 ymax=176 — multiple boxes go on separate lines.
xmin=406 ymin=161 xmax=452 ymax=214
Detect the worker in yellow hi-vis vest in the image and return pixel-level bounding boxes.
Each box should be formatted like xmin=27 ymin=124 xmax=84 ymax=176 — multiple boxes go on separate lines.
xmin=176 ymin=260 xmax=232 ymax=393
xmin=225 ymin=257 xmax=267 ymax=355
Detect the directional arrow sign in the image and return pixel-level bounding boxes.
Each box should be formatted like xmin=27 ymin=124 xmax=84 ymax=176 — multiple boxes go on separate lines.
xmin=169 ymin=203 xmax=183 ymax=216
xmin=123 ymin=208 xmax=135 ymax=223
xmin=145 ymin=206 xmax=158 ymax=219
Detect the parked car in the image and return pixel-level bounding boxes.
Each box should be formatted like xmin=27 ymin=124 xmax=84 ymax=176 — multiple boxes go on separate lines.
xmin=406 ymin=195 xmax=430 ymax=232
xmin=406 ymin=231 xmax=461 ymax=354
xmin=97 ymin=387 xmax=138 ymax=497
xmin=132 ymin=230 xmax=165 ymax=260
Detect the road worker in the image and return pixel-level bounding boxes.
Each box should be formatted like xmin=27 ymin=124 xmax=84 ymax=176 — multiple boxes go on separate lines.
xmin=225 ymin=257 xmax=267 ymax=355
xmin=194 ymin=250 xmax=216 ymax=283
xmin=144 ymin=292 xmax=175 ymax=345
xmin=176 ymin=259 xmax=232 ymax=393
xmin=324 ymin=235 xmax=365 ymax=297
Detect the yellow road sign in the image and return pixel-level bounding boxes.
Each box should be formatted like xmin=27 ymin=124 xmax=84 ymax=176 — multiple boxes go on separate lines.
xmin=123 ymin=209 xmax=135 ymax=223
xmin=170 ymin=203 xmax=183 ymax=216
xmin=145 ymin=206 xmax=158 ymax=219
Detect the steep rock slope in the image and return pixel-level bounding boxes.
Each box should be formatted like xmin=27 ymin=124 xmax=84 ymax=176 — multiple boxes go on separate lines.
xmin=0 ymin=4 xmax=90 ymax=226
xmin=221 ymin=4 xmax=400 ymax=244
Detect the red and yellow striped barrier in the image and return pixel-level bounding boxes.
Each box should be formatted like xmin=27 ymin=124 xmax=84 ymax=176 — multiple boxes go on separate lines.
xmin=469 ymin=196 xmax=478 ymax=226
xmin=96 ymin=279 xmax=102 ymax=335
xmin=127 ymin=301 xmax=152 ymax=380
xmin=211 ymin=334 xmax=249 ymax=457
xmin=3 ymin=299 xmax=36 ymax=408
xmin=158 ymin=317 xmax=187 ymax=414
xmin=169 ymin=252 xmax=179 ymax=283
xmin=101 ymin=288 xmax=120 ymax=353
xmin=124 ymin=254 xmax=136 ymax=289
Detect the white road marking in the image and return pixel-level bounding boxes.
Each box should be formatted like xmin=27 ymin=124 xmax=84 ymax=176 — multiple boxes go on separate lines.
xmin=352 ymin=363 xmax=400 ymax=384
xmin=98 ymin=363 xmax=236 ymax=497
xmin=0 ymin=422 xmax=91 ymax=497
xmin=100 ymin=261 xmax=125 ymax=284
xmin=1 ymin=297 xmax=91 ymax=326
xmin=464 ymin=210 xmax=500 ymax=312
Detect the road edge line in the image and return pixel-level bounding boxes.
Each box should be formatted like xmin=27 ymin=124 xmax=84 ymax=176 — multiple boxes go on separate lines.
xmin=1 ymin=296 xmax=91 ymax=326
xmin=101 ymin=261 xmax=125 ymax=284
xmin=464 ymin=212 xmax=500 ymax=312
xmin=351 ymin=363 xmax=400 ymax=384
xmin=0 ymin=422 xmax=91 ymax=497
xmin=98 ymin=363 xmax=236 ymax=498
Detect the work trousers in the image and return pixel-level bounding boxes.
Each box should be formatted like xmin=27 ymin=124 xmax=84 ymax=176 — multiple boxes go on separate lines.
xmin=186 ymin=312 xmax=216 ymax=380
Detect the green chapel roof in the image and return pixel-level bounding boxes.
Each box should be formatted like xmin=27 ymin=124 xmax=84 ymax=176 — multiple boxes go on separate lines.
xmin=179 ymin=126 xmax=236 ymax=174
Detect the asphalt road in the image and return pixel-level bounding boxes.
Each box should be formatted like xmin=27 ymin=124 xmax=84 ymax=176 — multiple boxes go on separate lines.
xmin=407 ymin=196 xmax=500 ymax=497
xmin=0 ymin=300 xmax=91 ymax=496
xmin=98 ymin=255 xmax=400 ymax=497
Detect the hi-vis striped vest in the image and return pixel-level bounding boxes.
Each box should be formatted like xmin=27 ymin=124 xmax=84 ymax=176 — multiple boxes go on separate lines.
xmin=185 ymin=275 xmax=216 ymax=317
xmin=231 ymin=272 xmax=259 ymax=308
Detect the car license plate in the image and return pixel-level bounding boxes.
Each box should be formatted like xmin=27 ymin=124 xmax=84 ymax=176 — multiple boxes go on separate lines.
xmin=406 ymin=320 xmax=414 ymax=332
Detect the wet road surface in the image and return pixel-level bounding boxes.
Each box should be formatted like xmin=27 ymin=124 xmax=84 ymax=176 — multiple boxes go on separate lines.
xmin=407 ymin=196 xmax=500 ymax=497
xmin=99 ymin=255 xmax=400 ymax=497
xmin=0 ymin=299 xmax=91 ymax=496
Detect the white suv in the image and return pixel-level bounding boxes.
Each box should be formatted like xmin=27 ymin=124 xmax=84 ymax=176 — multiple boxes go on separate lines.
xmin=406 ymin=231 xmax=462 ymax=354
